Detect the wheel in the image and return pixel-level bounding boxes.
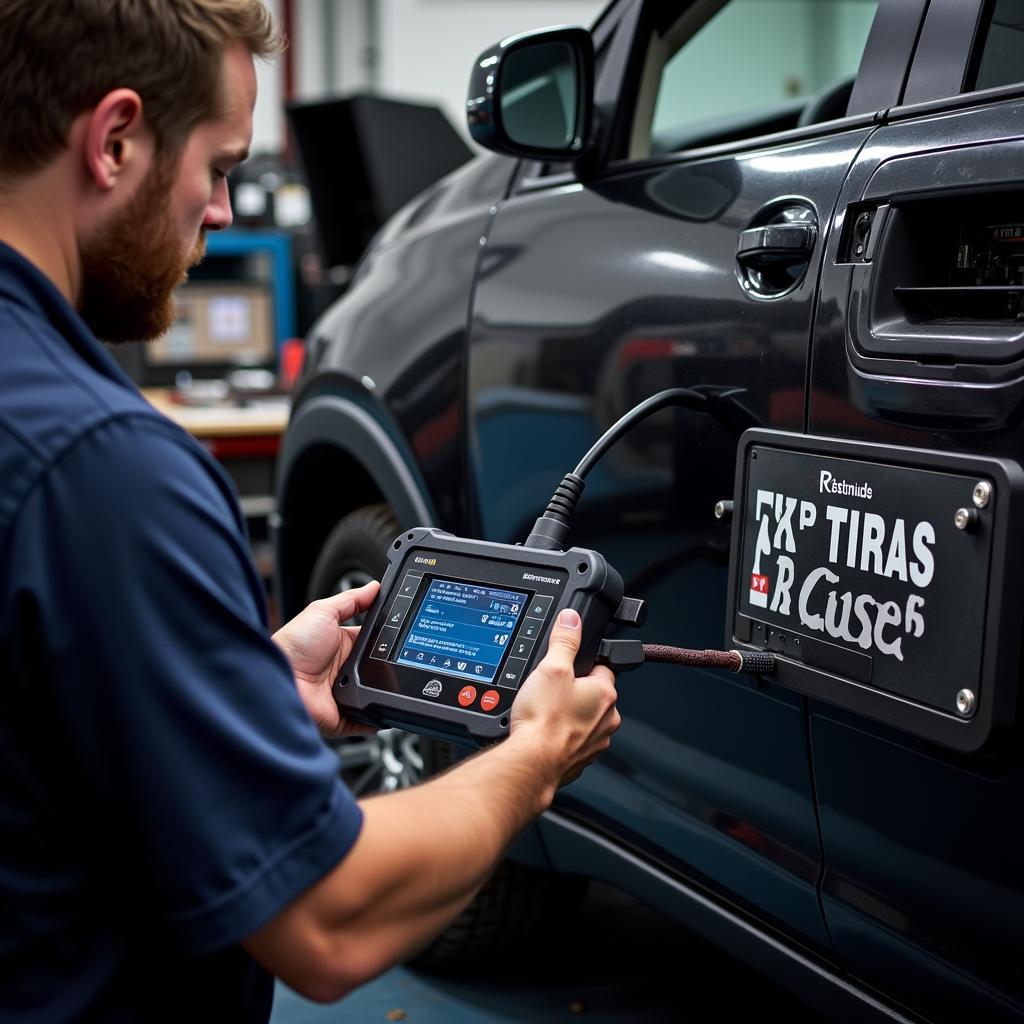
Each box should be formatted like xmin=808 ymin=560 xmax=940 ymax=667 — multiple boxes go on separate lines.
xmin=307 ymin=503 xmax=401 ymax=623
xmin=306 ymin=504 xmax=451 ymax=790
xmin=409 ymin=860 xmax=589 ymax=972
xmin=307 ymin=502 xmax=586 ymax=970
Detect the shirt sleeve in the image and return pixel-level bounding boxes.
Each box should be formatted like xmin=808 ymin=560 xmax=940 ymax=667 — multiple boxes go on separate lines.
xmin=7 ymin=414 xmax=362 ymax=953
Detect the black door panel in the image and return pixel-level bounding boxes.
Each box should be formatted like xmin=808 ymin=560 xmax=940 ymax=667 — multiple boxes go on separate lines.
xmin=467 ymin=129 xmax=872 ymax=948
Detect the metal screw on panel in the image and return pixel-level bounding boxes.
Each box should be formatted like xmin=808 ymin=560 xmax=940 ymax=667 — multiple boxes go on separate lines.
xmin=972 ymin=480 xmax=992 ymax=508
xmin=954 ymin=507 xmax=979 ymax=532
xmin=714 ymin=500 xmax=733 ymax=522
xmin=956 ymin=689 xmax=976 ymax=716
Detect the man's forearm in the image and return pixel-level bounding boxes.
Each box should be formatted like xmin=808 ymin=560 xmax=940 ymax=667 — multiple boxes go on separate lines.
xmin=327 ymin=727 xmax=554 ymax=923
xmin=353 ymin=729 xmax=555 ymax=917
xmin=244 ymin=727 xmax=558 ymax=1000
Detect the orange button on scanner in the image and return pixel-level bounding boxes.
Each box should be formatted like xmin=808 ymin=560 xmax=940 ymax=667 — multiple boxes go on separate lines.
xmin=458 ymin=686 xmax=478 ymax=707
xmin=480 ymin=690 xmax=500 ymax=712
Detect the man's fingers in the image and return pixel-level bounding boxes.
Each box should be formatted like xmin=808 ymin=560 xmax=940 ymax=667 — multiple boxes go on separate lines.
xmin=586 ymin=664 xmax=616 ymax=689
xmin=541 ymin=608 xmax=583 ymax=670
xmin=316 ymin=580 xmax=380 ymax=624
xmin=596 ymin=705 xmax=622 ymax=737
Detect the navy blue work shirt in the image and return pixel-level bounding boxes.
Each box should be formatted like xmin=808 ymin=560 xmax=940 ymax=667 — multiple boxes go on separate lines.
xmin=0 ymin=243 xmax=363 ymax=1022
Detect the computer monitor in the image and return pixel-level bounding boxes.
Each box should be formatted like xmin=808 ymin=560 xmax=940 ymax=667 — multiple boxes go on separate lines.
xmin=147 ymin=281 xmax=275 ymax=369
xmin=110 ymin=278 xmax=277 ymax=387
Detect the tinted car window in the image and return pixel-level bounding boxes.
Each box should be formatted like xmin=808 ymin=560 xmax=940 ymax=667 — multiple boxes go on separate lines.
xmin=971 ymin=0 xmax=1024 ymax=91
xmin=635 ymin=0 xmax=879 ymax=158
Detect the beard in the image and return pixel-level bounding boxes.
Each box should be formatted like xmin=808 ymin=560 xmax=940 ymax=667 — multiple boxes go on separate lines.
xmin=79 ymin=159 xmax=207 ymax=344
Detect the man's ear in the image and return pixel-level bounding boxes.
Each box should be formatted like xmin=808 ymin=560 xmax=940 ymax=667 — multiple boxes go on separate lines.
xmin=83 ymin=89 xmax=149 ymax=191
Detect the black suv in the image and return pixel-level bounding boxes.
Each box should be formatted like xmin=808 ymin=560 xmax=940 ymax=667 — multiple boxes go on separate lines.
xmin=275 ymin=1 xmax=1024 ymax=1020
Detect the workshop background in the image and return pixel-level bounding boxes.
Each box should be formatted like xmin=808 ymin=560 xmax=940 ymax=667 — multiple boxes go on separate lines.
xmin=107 ymin=2 xmax=881 ymax=1020
xmin=112 ymin=0 xmax=873 ymax=632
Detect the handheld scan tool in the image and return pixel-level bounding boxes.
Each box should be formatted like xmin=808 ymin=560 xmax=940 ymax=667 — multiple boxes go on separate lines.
xmin=334 ymin=529 xmax=633 ymax=745
xmin=335 ymin=388 xmax=770 ymax=746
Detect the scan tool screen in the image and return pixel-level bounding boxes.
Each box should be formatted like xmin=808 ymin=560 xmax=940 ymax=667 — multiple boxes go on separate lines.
xmin=393 ymin=577 xmax=530 ymax=685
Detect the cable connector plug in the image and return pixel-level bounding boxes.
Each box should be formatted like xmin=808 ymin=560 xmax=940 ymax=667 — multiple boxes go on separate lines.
xmin=595 ymin=638 xmax=646 ymax=673
xmin=732 ymin=650 xmax=776 ymax=675
xmin=523 ymin=473 xmax=585 ymax=552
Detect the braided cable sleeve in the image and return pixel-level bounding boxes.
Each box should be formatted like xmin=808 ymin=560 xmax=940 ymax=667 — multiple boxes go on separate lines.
xmin=641 ymin=645 xmax=741 ymax=670
xmin=640 ymin=645 xmax=776 ymax=675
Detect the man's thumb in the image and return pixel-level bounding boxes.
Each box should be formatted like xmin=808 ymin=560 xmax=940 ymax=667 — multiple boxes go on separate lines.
xmin=322 ymin=579 xmax=380 ymax=623
xmin=545 ymin=607 xmax=582 ymax=664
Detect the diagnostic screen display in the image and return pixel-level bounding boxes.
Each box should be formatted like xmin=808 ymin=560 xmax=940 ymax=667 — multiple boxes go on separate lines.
xmin=394 ymin=577 xmax=530 ymax=684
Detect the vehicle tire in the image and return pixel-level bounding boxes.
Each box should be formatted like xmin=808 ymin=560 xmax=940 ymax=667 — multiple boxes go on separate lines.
xmin=306 ymin=503 xmax=455 ymax=789
xmin=307 ymin=502 xmax=587 ymax=969
xmin=307 ymin=503 xmax=402 ymax=615
xmin=409 ymin=861 xmax=589 ymax=972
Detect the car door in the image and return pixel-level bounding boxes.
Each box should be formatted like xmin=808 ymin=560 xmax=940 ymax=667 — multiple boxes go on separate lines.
xmin=465 ymin=0 xmax=918 ymax=953
xmin=806 ymin=0 xmax=1024 ymax=1018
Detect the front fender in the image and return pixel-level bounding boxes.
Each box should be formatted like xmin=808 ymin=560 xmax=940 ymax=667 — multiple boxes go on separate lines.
xmin=274 ymin=388 xmax=437 ymax=618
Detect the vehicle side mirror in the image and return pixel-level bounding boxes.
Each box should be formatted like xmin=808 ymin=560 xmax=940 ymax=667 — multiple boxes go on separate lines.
xmin=466 ymin=26 xmax=594 ymax=162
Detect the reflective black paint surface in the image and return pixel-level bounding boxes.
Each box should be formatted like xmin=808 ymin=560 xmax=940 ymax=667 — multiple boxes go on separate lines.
xmin=283 ymin=4 xmax=1024 ymax=1018
xmin=466 ymin=129 xmax=872 ymax=950
xmin=301 ymin=153 xmax=515 ymax=531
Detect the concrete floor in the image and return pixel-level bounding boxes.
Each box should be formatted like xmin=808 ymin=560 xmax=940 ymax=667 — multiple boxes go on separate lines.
xmin=270 ymin=881 xmax=829 ymax=1023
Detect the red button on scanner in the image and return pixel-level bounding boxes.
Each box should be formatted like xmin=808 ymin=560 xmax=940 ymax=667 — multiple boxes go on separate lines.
xmin=458 ymin=686 xmax=477 ymax=707
xmin=480 ymin=690 xmax=500 ymax=713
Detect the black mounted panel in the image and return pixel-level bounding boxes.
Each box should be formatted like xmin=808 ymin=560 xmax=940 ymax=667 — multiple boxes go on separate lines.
xmin=726 ymin=429 xmax=1024 ymax=752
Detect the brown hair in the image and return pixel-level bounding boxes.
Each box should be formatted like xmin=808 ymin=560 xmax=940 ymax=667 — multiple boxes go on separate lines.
xmin=0 ymin=0 xmax=281 ymax=178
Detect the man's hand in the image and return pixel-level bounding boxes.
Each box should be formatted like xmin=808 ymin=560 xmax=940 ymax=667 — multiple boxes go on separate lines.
xmin=272 ymin=581 xmax=380 ymax=736
xmin=510 ymin=608 xmax=620 ymax=792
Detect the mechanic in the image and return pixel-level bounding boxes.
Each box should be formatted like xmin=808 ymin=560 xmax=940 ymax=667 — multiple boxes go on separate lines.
xmin=0 ymin=2 xmax=620 ymax=1020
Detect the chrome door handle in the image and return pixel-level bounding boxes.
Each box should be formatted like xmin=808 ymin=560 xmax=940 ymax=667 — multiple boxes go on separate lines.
xmin=736 ymin=223 xmax=817 ymax=266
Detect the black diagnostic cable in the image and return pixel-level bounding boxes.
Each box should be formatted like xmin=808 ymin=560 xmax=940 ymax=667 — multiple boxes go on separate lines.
xmin=524 ymin=388 xmax=708 ymax=553
xmin=522 ymin=387 xmax=776 ymax=676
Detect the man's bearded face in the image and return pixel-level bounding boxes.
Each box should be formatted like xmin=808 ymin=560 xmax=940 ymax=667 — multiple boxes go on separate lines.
xmin=79 ymin=156 xmax=207 ymax=344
